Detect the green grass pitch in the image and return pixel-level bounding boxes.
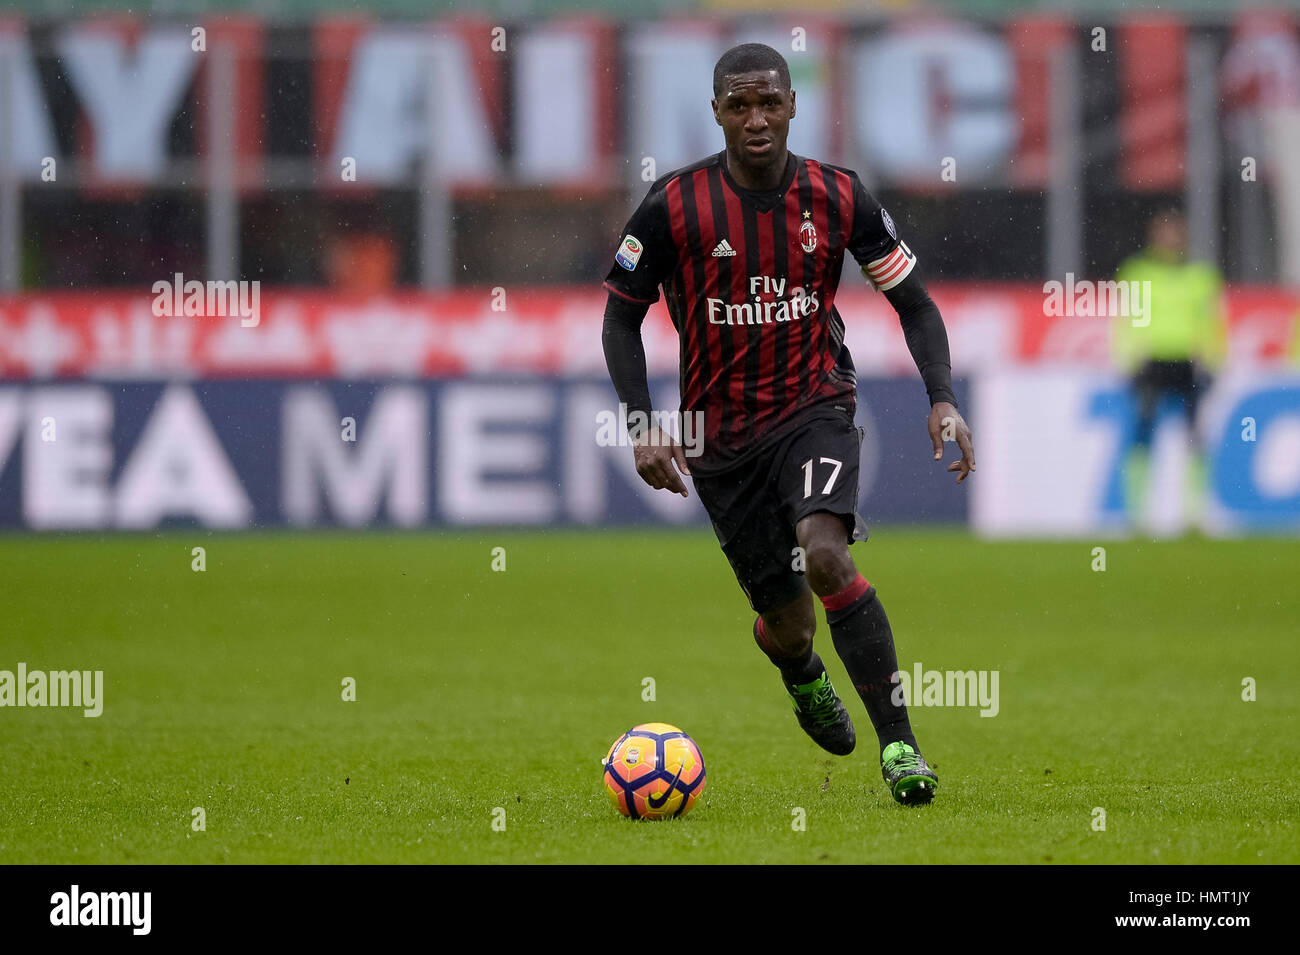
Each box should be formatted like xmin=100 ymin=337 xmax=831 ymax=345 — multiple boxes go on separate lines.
xmin=0 ymin=529 xmax=1295 ymax=864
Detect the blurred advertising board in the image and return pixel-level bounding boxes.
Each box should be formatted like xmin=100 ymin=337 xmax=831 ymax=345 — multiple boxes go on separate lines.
xmin=973 ymin=370 xmax=1300 ymax=536
xmin=0 ymin=377 xmax=968 ymax=530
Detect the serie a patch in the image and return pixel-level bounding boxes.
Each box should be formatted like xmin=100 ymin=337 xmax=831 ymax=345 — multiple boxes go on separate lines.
xmin=615 ymin=234 xmax=643 ymax=271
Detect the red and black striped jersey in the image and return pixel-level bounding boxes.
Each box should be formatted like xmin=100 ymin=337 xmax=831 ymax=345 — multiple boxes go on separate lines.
xmin=603 ymin=150 xmax=916 ymax=474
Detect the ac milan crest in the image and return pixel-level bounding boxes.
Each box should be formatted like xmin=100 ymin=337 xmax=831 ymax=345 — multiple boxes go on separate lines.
xmin=799 ymin=212 xmax=817 ymax=253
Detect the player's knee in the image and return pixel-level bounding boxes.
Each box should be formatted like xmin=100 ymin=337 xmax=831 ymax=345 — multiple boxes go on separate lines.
xmin=802 ymin=538 xmax=855 ymax=596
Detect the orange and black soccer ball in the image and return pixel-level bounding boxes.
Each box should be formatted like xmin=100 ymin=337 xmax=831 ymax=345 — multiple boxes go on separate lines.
xmin=602 ymin=722 xmax=706 ymax=820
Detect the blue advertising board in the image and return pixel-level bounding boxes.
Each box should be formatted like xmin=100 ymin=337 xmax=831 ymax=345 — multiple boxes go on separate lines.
xmin=0 ymin=377 xmax=968 ymax=530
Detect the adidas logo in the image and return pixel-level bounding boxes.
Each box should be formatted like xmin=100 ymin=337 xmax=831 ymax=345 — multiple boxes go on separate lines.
xmin=711 ymin=239 xmax=737 ymax=257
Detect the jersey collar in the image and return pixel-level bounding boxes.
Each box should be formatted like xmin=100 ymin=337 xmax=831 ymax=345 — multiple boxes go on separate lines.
xmin=718 ymin=149 xmax=798 ymax=202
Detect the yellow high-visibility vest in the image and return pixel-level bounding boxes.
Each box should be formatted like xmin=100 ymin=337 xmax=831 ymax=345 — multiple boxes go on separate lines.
xmin=1113 ymin=251 xmax=1226 ymax=371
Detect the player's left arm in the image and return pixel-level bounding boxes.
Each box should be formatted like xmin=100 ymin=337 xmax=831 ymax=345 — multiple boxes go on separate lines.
xmin=847 ymin=173 xmax=975 ymax=483
xmin=884 ymin=272 xmax=975 ymax=483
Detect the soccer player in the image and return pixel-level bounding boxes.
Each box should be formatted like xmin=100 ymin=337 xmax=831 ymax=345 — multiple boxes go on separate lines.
xmin=601 ymin=43 xmax=975 ymax=804
xmin=1114 ymin=207 xmax=1226 ymax=531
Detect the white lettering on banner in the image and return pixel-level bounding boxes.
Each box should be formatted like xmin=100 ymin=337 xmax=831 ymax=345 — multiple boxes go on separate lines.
xmin=0 ymin=33 xmax=58 ymax=174
xmin=205 ymin=303 xmax=316 ymax=372
xmin=515 ymin=29 xmax=597 ymax=181
xmin=1 ymin=289 xmax=1296 ymax=377
xmin=322 ymin=303 xmax=436 ymax=376
xmin=22 ymin=387 xmax=113 ymax=529
xmin=6 ymin=378 xmax=1300 ymax=533
xmin=90 ymin=302 xmax=196 ymax=377
xmin=10 ymin=386 xmax=244 ymax=529
xmin=56 ymin=27 xmax=197 ymax=181
xmin=3 ymin=304 xmax=80 ymax=377
xmin=331 ymin=31 xmax=498 ymax=184
xmin=283 ymin=387 xmax=428 ymax=526
xmin=853 ymin=25 xmax=1015 ymax=181
xmin=114 ymin=386 xmax=252 ymax=528
xmin=438 ymin=384 xmax=557 ymax=524
xmin=627 ymin=28 xmax=724 ymax=176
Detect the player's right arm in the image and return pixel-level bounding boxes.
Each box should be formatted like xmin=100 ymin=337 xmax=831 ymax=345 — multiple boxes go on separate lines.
xmin=600 ymin=185 xmax=690 ymax=497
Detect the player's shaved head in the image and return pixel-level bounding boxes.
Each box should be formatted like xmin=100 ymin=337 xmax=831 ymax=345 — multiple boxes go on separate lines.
xmin=713 ymin=43 xmax=791 ymax=98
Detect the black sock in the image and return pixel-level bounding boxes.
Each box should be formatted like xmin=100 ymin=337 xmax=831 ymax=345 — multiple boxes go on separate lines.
xmin=753 ymin=617 xmax=825 ymax=688
xmin=822 ymin=579 xmax=918 ymax=755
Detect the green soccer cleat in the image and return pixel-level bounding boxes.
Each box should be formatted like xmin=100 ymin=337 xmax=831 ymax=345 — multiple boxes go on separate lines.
xmin=880 ymin=741 xmax=938 ymax=805
xmin=786 ymin=672 xmax=856 ymax=756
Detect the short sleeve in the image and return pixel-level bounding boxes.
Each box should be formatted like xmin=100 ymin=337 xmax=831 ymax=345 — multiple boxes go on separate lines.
xmin=603 ymin=186 xmax=677 ymax=305
xmin=847 ymin=175 xmax=917 ymax=292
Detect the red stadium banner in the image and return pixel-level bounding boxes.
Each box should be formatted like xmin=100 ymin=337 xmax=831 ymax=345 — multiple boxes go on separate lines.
xmin=0 ymin=285 xmax=1295 ymax=379
xmin=1007 ymin=14 xmax=1071 ymax=187
xmin=1120 ymin=15 xmax=1187 ymax=191
xmin=196 ymin=15 xmax=266 ymax=192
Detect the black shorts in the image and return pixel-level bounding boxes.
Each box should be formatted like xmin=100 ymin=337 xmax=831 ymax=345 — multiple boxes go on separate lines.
xmin=691 ymin=408 xmax=869 ymax=614
xmin=1132 ymin=359 xmax=1206 ymax=446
